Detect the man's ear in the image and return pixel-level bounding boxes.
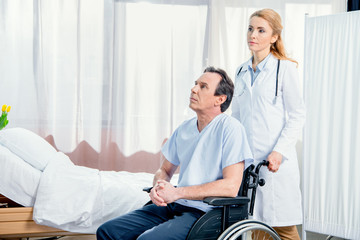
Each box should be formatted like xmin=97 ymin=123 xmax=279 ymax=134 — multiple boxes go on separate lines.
xmin=215 ymin=95 xmax=227 ymax=107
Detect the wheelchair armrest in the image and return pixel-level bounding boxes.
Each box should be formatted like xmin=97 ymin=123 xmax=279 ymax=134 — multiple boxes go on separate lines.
xmin=203 ymin=196 xmax=250 ymax=206
xmin=143 ymin=187 xmax=153 ymax=193
xmin=144 ymin=187 xmax=250 ymax=207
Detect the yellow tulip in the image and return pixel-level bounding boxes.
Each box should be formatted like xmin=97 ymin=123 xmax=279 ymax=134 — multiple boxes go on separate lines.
xmin=1 ymin=105 xmax=6 ymax=112
xmin=6 ymin=106 xmax=11 ymax=112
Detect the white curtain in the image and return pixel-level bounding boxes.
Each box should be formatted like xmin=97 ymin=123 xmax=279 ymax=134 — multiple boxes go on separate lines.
xmin=303 ymin=11 xmax=360 ymax=239
xmin=0 ymin=0 xmax=345 ymax=172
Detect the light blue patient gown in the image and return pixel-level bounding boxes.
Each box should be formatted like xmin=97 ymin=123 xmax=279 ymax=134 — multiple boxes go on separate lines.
xmin=162 ymin=113 xmax=253 ymax=212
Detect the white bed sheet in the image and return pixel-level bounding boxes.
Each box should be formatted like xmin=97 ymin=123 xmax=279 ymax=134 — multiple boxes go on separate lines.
xmin=33 ymin=152 xmax=154 ymax=233
xmin=0 ymin=145 xmax=40 ymax=207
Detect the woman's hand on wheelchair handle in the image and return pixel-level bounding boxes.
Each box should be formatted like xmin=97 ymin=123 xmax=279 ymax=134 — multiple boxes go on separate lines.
xmin=267 ymin=151 xmax=282 ymax=173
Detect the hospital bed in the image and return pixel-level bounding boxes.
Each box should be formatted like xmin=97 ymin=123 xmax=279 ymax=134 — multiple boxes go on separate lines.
xmin=0 ymin=127 xmax=155 ymax=236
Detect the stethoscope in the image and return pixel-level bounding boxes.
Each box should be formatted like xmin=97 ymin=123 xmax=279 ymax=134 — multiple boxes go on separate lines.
xmin=236 ymin=59 xmax=280 ymax=104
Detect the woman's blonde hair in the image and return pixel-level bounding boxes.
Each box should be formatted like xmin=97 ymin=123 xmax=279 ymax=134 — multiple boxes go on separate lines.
xmin=250 ymin=8 xmax=298 ymax=65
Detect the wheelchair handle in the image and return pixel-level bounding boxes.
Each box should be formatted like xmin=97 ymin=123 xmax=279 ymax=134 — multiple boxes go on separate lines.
xmin=255 ymin=160 xmax=269 ymax=174
xmin=249 ymin=160 xmax=269 ymax=216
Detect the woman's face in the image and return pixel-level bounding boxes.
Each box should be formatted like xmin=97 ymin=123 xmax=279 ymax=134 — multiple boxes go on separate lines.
xmin=247 ymin=16 xmax=278 ymax=55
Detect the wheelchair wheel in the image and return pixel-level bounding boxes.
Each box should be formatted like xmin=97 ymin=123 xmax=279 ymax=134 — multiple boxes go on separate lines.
xmin=217 ymin=219 xmax=281 ymax=240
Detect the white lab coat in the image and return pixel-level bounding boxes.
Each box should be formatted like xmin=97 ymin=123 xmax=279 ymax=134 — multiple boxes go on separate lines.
xmin=231 ymin=54 xmax=305 ymax=226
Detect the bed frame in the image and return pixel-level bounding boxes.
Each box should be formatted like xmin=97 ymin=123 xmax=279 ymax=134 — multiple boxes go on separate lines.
xmin=0 ymin=194 xmax=90 ymax=240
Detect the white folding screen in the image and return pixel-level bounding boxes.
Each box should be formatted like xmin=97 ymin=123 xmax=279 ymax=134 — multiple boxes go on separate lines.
xmin=303 ymin=11 xmax=360 ymax=239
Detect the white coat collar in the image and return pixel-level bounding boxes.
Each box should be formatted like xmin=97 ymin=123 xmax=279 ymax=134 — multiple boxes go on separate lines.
xmin=236 ymin=53 xmax=279 ymax=91
xmin=263 ymin=53 xmax=279 ymax=71
xmin=236 ymin=53 xmax=278 ymax=76
xmin=252 ymin=54 xmax=279 ymax=87
xmin=237 ymin=53 xmax=279 ymax=72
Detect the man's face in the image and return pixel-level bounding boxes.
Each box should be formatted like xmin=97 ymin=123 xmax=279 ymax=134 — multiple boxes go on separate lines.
xmin=189 ymin=72 xmax=222 ymax=113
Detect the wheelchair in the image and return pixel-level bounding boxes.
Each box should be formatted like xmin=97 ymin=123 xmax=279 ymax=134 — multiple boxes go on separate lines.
xmin=145 ymin=160 xmax=281 ymax=240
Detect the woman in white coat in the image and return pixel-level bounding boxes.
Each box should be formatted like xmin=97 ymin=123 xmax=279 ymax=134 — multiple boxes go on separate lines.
xmin=231 ymin=9 xmax=305 ymax=240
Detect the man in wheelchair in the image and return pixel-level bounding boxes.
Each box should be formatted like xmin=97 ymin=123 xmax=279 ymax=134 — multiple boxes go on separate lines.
xmin=96 ymin=67 xmax=253 ymax=240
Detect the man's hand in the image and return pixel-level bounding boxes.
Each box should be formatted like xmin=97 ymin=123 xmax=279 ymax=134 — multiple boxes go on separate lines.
xmin=149 ymin=185 xmax=167 ymax=207
xmin=156 ymin=180 xmax=179 ymax=205
xmin=150 ymin=180 xmax=179 ymax=206
xmin=149 ymin=159 xmax=178 ymax=206
xmin=267 ymin=151 xmax=282 ymax=172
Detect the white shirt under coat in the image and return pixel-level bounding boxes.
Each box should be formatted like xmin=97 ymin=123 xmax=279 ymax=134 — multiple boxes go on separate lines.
xmin=231 ymin=53 xmax=306 ymax=226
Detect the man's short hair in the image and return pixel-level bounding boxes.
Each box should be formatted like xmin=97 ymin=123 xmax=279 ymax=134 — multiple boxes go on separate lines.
xmin=203 ymin=66 xmax=234 ymax=112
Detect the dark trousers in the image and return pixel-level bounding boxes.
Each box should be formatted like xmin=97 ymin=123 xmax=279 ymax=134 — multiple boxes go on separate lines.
xmin=96 ymin=203 xmax=204 ymax=240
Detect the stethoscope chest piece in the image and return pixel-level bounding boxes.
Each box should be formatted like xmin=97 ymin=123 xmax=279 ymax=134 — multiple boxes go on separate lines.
xmin=273 ymin=96 xmax=278 ymax=104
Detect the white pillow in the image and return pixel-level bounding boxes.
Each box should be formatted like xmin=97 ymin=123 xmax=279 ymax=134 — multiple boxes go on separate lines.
xmin=0 ymin=128 xmax=57 ymax=171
